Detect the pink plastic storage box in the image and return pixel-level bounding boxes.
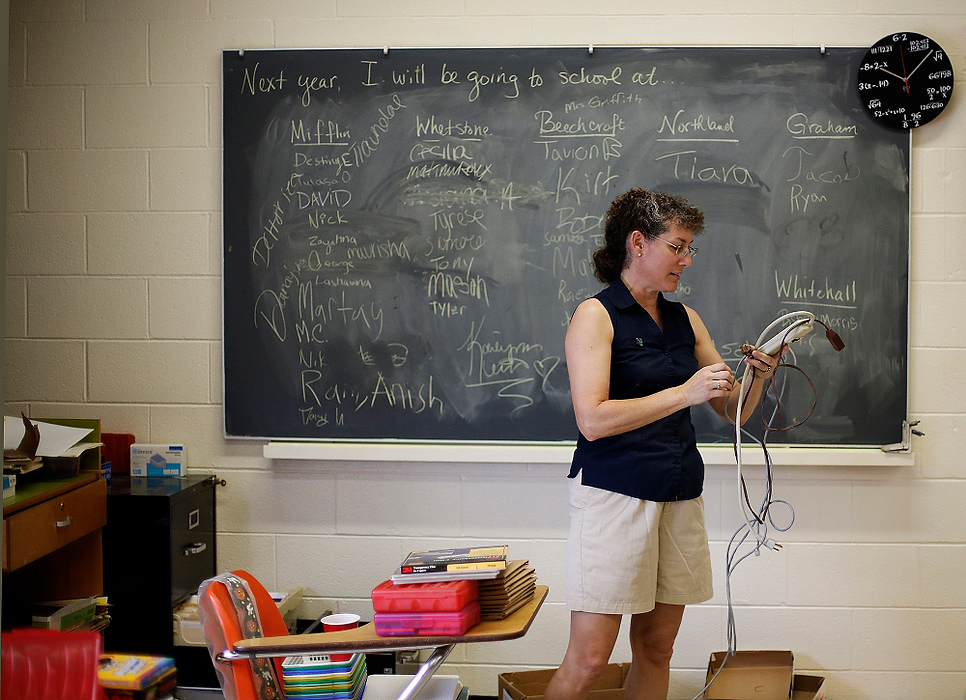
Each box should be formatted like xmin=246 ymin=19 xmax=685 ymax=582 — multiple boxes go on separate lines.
xmin=371 ymin=579 xmax=478 ymax=614
xmin=373 ymin=601 xmax=481 ymax=636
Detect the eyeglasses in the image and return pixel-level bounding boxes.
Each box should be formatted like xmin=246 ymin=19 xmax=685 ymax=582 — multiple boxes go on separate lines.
xmin=655 ymin=237 xmax=698 ymax=259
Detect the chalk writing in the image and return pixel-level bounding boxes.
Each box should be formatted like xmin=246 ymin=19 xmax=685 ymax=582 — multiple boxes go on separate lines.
xmin=466 ymin=69 xmax=520 ymax=101
xmin=252 ymin=201 xmax=285 ymax=268
xmin=298 ymin=73 xmax=338 ymax=106
xmin=655 ymin=150 xmax=755 ymax=185
xmin=558 ymin=66 xmax=623 ymax=85
xmin=458 ymin=317 xmax=560 ymax=414
xmin=786 ymin=112 xmax=857 ymax=138
xmin=783 ymin=147 xmax=860 ymax=184
xmin=241 ymin=62 xmax=287 ymax=95
xmin=223 ymin=47 xmax=910 ymax=445
xmin=340 ymin=95 xmax=407 ymax=168
xmin=658 ymin=109 xmax=736 ymax=137
xmin=415 ymin=114 xmax=491 ymax=139
xmin=789 ymin=185 xmax=828 ymax=213
xmin=365 ymin=373 xmax=444 ymax=415
xmin=427 ymin=256 xmax=489 ymax=306
xmin=774 ymin=272 xmax=858 ymax=309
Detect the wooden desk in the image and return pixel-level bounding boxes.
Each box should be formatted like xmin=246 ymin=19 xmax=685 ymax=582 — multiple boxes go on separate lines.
xmin=227 ymin=585 xmax=549 ymax=700
xmin=2 ymin=472 xmax=106 ymax=626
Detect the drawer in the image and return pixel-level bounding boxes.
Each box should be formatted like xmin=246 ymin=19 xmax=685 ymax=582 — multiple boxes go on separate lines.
xmin=3 ymin=478 xmax=107 ymax=572
xmin=169 ymin=485 xmax=216 ymax=605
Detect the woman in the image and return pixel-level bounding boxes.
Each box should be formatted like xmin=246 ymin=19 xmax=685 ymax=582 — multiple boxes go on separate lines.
xmin=545 ymin=189 xmax=780 ymax=700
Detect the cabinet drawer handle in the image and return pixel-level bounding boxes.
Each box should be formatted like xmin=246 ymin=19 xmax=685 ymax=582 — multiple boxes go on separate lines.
xmin=56 ymin=516 xmax=74 ymax=528
xmin=183 ymin=542 xmax=207 ymax=556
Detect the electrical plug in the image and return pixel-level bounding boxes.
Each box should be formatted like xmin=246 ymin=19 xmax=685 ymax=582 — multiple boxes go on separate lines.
xmin=758 ymin=322 xmax=813 ymax=356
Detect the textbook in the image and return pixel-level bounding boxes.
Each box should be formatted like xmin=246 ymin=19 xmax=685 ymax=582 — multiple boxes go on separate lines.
xmin=390 ymin=566 xmax=502 ymax=584
xmin=102 ymin=667 xmax=176 ymax=700
xmin=98 ymin=653 xmax=176 ymax=691
xmin=31 ymin=596 xmax=97 ymax=631
xmin=398 ymin=545 xmax=508 ymax=575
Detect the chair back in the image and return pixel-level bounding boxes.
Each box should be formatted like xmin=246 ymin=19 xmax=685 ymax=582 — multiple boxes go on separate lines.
xmin=1 ymin=628 xmax=106 ymax=700
xmin=198 ymin=570 xmax=291 ymax=700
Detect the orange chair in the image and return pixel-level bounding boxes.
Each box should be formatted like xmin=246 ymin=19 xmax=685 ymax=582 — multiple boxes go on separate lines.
xmin=1 ymin=628 xmax=106 ymax=700
xmin=197 ymin=570 xmax=294 ymax=700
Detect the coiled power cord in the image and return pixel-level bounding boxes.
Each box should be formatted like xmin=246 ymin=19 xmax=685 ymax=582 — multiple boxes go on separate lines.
xmin=694 ymin=311 xmax=845 ymax=699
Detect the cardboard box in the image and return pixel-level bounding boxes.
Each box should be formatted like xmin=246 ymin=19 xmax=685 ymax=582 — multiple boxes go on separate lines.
xmin=498 ymin=663 xmax=629 ymax=700
xmin=792 ymin=674 xmax=826 ymax=700
xmin=705 ymin=650 xmax=828 ymax=700
xmin=498 ymin=659 xmax=824 ymax=700
xmin=130 ymin=443 xmax=186 ymax=477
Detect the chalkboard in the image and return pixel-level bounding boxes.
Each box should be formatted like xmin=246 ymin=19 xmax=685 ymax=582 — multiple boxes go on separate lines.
xmin=222 ymin=46 xmax=909 ymax=446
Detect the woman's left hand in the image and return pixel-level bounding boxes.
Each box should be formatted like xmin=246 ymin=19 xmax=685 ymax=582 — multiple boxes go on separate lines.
xmin=743 ymin=347 xmax=782 ymax=375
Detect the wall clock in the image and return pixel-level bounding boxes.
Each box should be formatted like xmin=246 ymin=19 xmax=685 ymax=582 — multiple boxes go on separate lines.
xmin=857 ymin=32 xmax=954 ymax=129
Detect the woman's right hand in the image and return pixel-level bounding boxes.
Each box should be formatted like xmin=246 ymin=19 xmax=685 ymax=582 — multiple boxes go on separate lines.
xmin=682 ymin=362 xmax=735 ymax=406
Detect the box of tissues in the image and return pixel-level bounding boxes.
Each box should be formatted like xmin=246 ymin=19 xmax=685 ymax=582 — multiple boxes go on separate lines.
xmin=130 ymin=444 xmax=186 ymax=477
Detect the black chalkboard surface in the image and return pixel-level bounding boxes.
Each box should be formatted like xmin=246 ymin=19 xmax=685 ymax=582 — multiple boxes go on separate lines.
xmin=222 ymin=47 xmax=909 ymax=446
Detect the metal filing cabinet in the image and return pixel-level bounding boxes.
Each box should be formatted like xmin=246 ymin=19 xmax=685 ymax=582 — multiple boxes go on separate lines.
xmin=102 ymin=475 xmax=217 ymax=658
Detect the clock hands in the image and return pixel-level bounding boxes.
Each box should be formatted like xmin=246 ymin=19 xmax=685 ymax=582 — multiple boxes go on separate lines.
xmin=877 ymin=48 xmax=935 ymax=93
xmin=860 ymin=32 xmax=954 ymax=129
xmin=906 ymin=49 xmax=934 ymax=80
xmin=878 ymin=66 xmax=906 ymax=81
xmin=899 ymin=45 xmax=910 ymax=93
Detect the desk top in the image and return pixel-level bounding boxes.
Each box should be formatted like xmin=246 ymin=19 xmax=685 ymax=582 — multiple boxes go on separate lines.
xmin=233 ymin=584 xmax=548 ymax=657
xmin=2 ymin=471 xmax=99 ymax=517
xmin=108 ymin=473 xmax=216 ymax=498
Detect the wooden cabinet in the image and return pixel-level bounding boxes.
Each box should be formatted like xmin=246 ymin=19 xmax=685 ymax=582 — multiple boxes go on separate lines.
xmin=3 ymin=476 xmax=107 ymax=572
xmin=1 ymin=473 xmax=107 ymax=628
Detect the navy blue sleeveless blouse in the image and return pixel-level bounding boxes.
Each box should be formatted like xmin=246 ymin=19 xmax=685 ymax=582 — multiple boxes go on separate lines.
xmin=568 ymin=280 xmax=705 ymax=501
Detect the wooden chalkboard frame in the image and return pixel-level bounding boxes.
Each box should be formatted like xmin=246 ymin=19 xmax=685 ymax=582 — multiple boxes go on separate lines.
xmin=222 ymin=45 xmax=911 ymax=451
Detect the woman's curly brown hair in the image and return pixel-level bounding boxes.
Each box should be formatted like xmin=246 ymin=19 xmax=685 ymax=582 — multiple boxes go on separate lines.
xmin=592 ymin=188 xmax=705 ymax=283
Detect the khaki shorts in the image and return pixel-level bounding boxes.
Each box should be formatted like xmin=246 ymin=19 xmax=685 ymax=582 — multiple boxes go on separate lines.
xmin=566 ymin=476 xmax=713 ymax=614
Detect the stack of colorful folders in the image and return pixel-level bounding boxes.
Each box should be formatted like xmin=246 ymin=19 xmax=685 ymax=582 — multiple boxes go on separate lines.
xmin=280 ymin=652 xmax=368 ymax=700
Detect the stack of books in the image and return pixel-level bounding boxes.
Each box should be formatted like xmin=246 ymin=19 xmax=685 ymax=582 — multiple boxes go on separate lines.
xmin=478 ymin=560 xmax=537 ymax=621
xmin=372 ymin=545 xmax=537 ymax=635
xmin=390 ymin=545 xmax=509 ymax=584
xmin=91 ymin=596 xmax=112 ymax=633
xmin=281 ymin=652 xmax=368 ymax=700
xmin=98 ymin=653 xmax=176 ymax=700
xmin=31 ymin=596 xmax=98 ymax=632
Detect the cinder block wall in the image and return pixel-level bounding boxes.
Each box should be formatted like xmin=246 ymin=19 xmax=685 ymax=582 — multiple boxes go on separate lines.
xmin=5 ymin=1 xmax=965 ymax=698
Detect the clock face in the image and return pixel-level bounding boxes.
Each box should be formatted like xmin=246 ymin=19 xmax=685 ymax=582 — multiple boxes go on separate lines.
xmin=857 ymin=32 xmax=955 ymax=129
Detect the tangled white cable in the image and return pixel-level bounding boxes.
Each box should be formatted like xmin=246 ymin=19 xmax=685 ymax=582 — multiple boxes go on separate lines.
xmin=732 ymin=311 xmax=815 ymax=539
xmin=694 ymin=311 xmax=844 ymax=700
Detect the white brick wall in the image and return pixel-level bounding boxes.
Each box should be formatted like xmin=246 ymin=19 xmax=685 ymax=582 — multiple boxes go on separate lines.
xmin=5 ymin=1 xmax=965 ymax=698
